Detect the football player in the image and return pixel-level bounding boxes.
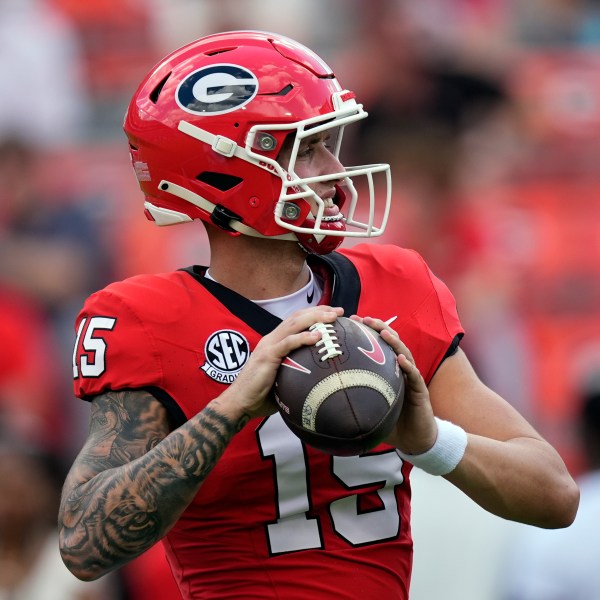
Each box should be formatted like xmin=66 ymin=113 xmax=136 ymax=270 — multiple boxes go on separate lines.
xmin=59 ymin=31 xmax=578 ymax=599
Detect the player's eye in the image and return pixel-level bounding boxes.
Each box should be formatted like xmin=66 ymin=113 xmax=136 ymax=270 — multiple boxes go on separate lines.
xmin=297 ymin=145 xmax=315 ymax=159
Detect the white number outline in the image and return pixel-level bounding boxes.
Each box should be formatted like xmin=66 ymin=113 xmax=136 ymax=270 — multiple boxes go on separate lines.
xmin=257 ymin=414 xmax=405 ymax=555
xmin=72 ymin=316 xmax=117 ymax=378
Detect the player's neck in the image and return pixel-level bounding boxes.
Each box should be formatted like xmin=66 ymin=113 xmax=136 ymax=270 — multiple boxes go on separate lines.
xmin=207 ymin=232 xmax=310 ymax=300
xmin=208 ymin=260 xmax=310 ymax=300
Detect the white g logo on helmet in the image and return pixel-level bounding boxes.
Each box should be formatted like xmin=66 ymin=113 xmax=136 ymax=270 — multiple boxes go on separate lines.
xmin=176 ymin=64 xmax=259 ymax=115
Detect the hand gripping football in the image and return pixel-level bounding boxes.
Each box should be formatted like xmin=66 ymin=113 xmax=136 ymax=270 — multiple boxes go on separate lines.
xmin=274 ymin=316 xmax=405 ymax=456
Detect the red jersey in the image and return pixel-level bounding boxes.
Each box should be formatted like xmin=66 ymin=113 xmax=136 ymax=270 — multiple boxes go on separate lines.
xmin=72 ymin=244 xmax=463 ymax=600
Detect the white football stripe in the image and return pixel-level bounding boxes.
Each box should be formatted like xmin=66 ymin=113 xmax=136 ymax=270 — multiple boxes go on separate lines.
xmin=301 ymin=369 xmax=397 ymax=431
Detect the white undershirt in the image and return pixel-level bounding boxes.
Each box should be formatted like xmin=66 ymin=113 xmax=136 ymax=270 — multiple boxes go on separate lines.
xmin=205 ymin=268 xmax=323 ymax=320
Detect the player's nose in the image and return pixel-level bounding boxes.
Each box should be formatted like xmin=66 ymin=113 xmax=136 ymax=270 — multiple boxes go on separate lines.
xmin=318 ymin=146 xmax=345 ymax=181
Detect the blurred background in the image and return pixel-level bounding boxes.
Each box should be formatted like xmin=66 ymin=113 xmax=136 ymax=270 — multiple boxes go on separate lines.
xmin=1 ymin=0 xmax=599 ymax=598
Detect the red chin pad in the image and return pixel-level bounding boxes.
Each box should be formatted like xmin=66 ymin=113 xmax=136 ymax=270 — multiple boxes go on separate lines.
xmin=296 ymin=218 xmax=346 ymax=254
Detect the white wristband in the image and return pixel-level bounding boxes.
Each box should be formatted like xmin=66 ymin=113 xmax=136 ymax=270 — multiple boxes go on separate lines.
xmin=396 ymin=417 xmax=467 ymax=476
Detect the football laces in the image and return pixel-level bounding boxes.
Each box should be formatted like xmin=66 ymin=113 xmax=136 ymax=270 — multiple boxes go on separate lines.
xmin=310 ymin=322 xmax=343 ymax=360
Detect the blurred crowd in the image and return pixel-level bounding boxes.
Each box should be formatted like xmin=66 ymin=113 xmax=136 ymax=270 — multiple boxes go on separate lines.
xmin=1 ymin=1 xmax=599 ymax=599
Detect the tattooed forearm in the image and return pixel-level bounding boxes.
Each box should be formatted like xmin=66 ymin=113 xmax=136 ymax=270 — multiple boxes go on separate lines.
xmin=176 ymin=406 xmax=249 ymax=478
xmin=58 ymin=390 xmax=250 ymax=581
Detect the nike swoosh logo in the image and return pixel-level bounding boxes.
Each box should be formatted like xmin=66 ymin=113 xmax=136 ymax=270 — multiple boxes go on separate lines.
xmin=307 ymin=287 xmax=314 ymax=303
xmin=356 ymin=322 xmax=387 ymax=365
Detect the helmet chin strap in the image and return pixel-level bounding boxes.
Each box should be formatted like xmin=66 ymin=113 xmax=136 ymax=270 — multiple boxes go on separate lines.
xmin=146 ymin=188 xmax=341 ymax=255
xmin=150 ymin=181 xmax=297 ymax=241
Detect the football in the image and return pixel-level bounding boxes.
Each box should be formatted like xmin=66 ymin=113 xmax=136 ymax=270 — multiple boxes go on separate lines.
xmin=274 ymin=316 xmax=405 ymax=456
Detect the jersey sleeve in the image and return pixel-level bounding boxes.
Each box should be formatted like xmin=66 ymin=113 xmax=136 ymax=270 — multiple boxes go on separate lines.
xmin=397 ymin=249 xmax=464 ymax=383
xmin=72 ymin=285 xmax=163 ymax=399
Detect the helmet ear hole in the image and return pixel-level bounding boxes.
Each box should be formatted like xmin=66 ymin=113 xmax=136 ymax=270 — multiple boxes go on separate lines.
xmin=197 ymin=172 xmax=243 ymax=192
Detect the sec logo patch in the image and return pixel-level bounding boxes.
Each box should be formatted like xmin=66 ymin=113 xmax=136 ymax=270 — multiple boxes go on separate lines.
xmin=201 ymin=329 xmax=250 ymax=383
xmin=176 ymin=64 xmax=259 ymax=115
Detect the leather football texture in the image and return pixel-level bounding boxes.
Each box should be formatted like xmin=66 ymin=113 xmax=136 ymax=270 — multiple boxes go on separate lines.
xmin=274 ymin=317 xmax=405 ymax=455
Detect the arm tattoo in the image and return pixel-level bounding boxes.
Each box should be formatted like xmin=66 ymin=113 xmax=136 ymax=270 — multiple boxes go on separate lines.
xmin=59 ymin=389 xmax=250 ymax=579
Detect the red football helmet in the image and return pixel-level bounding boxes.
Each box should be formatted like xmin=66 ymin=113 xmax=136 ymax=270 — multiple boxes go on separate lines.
xmin=124 ymin=30 xmax=391 ymax=254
